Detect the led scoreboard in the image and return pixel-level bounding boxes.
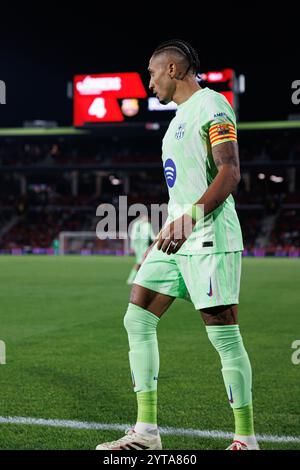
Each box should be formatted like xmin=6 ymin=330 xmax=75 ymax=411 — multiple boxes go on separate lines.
xmin=73 ymin=73 xmax=147 ymax=126
xmin=73 ymin=69 xmax=242 ymax=126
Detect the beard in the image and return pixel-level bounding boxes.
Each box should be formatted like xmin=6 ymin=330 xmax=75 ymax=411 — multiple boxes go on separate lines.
xmin=159 ymin=96 xmax=170 ymax=105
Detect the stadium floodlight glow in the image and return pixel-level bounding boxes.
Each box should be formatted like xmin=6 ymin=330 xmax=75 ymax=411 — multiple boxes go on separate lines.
xmin=258 ymin=173 xmax=266 ymax=180
xmin=111 ymin=179 xmax=122 ymax=185
xmin=0 ymin=80 xmax=6 ymax=105
xmin=270 ymin=175 xmax=284 ymax=183
xmin=238 ymin=75 xmax=246 ymax=94
xmin=145 ymin=122 xmax=160 ymax=130
xmin=109 ymin=175 xmax=122 ymax=186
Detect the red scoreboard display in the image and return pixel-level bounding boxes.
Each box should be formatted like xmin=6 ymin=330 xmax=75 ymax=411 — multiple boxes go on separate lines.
xmin=199 ymin=68 xmax=235 ymax=109
xmin=73 ymin=73 xmax=147 ymax=126
xmin=73 ymin=69 xmax=239 ymax=126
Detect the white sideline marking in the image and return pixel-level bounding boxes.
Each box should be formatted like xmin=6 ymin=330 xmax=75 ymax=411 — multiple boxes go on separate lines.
xmin=0 ymin=416 xmax=299 ymax=444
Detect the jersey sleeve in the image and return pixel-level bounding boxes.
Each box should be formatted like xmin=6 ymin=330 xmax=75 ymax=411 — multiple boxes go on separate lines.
xmin=203 ymin=92 xmax=237 ymax=148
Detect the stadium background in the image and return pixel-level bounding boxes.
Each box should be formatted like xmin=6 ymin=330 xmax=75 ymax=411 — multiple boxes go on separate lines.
xmin=0 ymin=3 xmax=299 ymax=450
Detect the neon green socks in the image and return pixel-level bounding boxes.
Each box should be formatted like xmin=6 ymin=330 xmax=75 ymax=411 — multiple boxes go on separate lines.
xmin=124 ymin=308 xmax=255 ymax=439
xmin=124 ymin=302 xmax=160 ymax=393
xmin=124 ymin=303 xmax=160 ymax=432
xmin=206 ymin=325 xmax=254 ymax=436
xmin=233 ymin=403 xmax=254 ymax=435
xmin=136 ymin=391 xmax=157 ymax=424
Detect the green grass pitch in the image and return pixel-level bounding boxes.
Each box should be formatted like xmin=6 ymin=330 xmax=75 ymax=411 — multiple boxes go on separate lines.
xmin=0 ymin=256 xmax=299 ymax=450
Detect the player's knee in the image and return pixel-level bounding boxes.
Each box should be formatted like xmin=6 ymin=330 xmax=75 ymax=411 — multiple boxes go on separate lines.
xmin=123 ymin=303 xmax=145 ymax=333
xmin=200 ymin=304 xmax=238 ymax=326
xmin=206 ymin=323 xmax=248 ymax=363
xmin=123 ymin=306 xmax=135 ymax=332
xmin=123 ymin=302 xmax=159 ymax=336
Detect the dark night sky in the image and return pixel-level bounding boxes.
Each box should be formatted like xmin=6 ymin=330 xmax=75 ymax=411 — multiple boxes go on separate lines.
xmin=0 ymin=3 xmax=299 ymax=127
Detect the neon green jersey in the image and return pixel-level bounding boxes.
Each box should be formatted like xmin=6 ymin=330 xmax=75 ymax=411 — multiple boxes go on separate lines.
xmin=161 ymin=87 xmax=243 ymax=254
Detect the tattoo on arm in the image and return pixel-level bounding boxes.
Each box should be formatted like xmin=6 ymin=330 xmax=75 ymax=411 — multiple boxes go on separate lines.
xmin=212 ymin=141 xmax=240 ymax=169
xmin=197 ymin=141 xmax=241 ymax=214
xmin=214 ymin=154 xmax=239 ymax=167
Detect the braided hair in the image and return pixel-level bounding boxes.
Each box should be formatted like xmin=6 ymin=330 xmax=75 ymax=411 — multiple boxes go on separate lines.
xmin=152 ymin=39 xmax=200 ymax=78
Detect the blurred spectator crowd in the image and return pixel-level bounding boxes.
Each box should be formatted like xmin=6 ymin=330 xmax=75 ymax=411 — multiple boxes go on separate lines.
xmin=0 ymin=135 xmax=299 ymax=256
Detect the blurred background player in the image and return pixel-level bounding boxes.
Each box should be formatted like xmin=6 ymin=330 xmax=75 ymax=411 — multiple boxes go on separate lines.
xmin=52 ymin=238 xmax=60 ymax=256
xmin=127 ymin=215 xmax=156 ymax=285
xmin=97 ymin=39 xmax=259 ymax=451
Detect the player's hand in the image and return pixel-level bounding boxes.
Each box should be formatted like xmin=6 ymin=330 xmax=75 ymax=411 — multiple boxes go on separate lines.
xmin=157 ymin=214 xmax=196 ymax=255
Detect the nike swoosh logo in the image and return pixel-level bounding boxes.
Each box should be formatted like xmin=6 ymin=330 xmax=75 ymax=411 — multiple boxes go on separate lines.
xmin=131 ymin=370 xmax=136 ymax=388
xmin=229 ymin=385 xmax=234 ymax=403
xmin=207 ymin=277 xmax=213 ymax=297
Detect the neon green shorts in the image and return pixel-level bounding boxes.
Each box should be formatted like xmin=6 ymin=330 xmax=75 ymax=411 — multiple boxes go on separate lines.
xmin=134 ymin=245 xmax=242 ymax=310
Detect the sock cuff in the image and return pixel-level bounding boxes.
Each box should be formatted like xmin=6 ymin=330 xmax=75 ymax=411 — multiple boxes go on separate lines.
xmin=233 ymin=403 xmax=254 ymax=436
xmin=137 ymin=389 xmax=157 ymax=397
xmin=137 ymin=390 xmax=157 ymax=400
xmin=127 ymin=302 xmax=160 ymax=325
xmin=206 ymin=324 xmax=240 ymax=335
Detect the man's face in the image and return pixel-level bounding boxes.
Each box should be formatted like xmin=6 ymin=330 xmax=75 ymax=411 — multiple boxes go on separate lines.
xmin=148 ymin=55 xmax=175 ymax=105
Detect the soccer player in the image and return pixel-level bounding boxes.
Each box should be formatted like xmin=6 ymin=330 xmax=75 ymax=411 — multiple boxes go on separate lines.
xmin=52 ymin=238 xmax=60 ymax=256
xmin=96 ymin=39 xmax=259 ymax=451
xmin=126 ymin=215 xmax=155 ymax=285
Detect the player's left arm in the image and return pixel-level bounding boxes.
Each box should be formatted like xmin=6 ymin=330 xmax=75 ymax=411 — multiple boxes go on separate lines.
xmin=196 ymin=140 xmax=240 ymax=215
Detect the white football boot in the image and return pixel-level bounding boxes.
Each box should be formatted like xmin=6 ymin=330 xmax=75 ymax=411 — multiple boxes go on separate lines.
xmin=96 ymin=428 xmax=162 ymax=450
xmin=226 ymin=439 xmax=260 ymax=450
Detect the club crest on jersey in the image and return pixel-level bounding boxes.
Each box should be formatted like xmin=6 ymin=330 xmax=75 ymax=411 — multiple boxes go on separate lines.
xmin=216 ymin=124 xmax=231 ymax=135
xmin=175 ymin=123 xmax=186 ymax=140
xmin=164 ymin=158 xmax=177 ymax=188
